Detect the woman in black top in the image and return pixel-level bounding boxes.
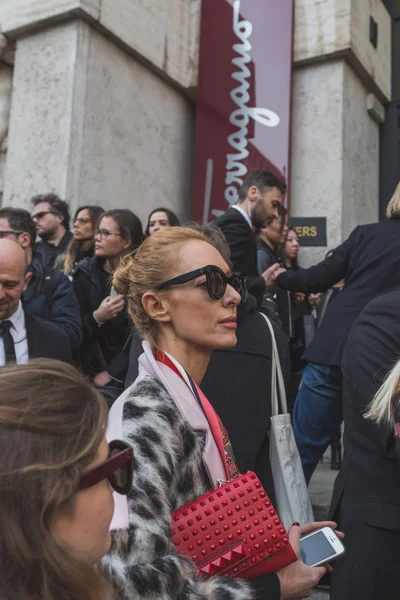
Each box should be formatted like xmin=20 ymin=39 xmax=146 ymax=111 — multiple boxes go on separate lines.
xmin=73 ymin=209 xmax=143 ymax=382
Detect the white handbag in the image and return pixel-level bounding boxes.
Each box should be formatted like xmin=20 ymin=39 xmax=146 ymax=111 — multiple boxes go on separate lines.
xmin=261 ymin=313 xmax=314 ymax=530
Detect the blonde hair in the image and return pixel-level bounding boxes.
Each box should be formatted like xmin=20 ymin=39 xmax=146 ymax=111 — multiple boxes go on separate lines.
xmin=386 ymin=182 xmax=400 ymax=219
xmin=365 ymin=359 xmax=400 ymax=424
xmin=113 ymin=226 xmax=211 ymax=344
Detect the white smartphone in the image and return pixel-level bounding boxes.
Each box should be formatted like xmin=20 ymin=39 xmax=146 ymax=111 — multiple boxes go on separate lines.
xmin=109 ymin=286 xmax=117 ymax=298
xmin=300 ymin=527 xmax=345 ymax=567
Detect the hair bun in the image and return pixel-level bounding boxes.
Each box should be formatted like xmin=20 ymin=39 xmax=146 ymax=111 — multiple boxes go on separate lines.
xmin=113 ymin=251 xmax=136 ymax=296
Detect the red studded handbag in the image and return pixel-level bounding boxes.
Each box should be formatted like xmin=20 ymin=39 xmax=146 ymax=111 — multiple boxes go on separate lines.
xmin=171 ymin=471 xmax=297 ymax=579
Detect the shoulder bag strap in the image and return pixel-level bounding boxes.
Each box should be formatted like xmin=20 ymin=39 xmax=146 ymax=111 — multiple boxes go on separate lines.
xmin=260 ymin=313 xmax=288 ymax=416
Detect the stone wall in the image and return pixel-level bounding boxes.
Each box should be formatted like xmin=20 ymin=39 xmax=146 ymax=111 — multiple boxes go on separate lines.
xmin=0 ymin=62 xmax=12 ymax=202
xmin=76 ymin=26 xmax=194 ymax=222
xmin=290 ymin=58 xmax=380 ymax=268
xmin=0 ymin=0 xmax=392 ymax=258
xmin=2 ymin=21 xmax=194 ymax=222
xmin=341 ymin=62 xmax=379 ymax=238
xmin=290 ymin=60 xmax=345 ymax=267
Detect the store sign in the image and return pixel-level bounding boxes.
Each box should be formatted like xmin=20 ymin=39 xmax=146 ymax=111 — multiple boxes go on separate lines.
xmin=290 ymin=217 xmax=327 ymax=247
xmin=192 ymin=0 xmax=294 ymax=223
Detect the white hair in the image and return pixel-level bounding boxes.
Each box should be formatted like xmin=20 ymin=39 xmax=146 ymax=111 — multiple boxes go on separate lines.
xmin=365 ymin=359 xmax=400 ymax=424
xmin=386 ymin=181 xmax=400 ymax=219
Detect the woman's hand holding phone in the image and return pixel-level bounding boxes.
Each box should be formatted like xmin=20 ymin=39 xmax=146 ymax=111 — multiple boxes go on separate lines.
xmin=277 ymin=521 xmax=344 ymax=599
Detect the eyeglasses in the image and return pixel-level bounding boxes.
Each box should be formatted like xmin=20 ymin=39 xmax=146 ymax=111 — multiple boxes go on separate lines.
xmin=0 ymin=230 xmax=24 ymax=239
xmin=74 ymin=217 xmax=92 ymax=225
xmin=78 ymin=439 xmax=133 ymax=495
xmin=32 ymin=211 xmax=56 ymax=221
xmin=156 ymin=265 xmax=246 ymax=301
xmin=96 ymin=229 xmax=124 ymax=240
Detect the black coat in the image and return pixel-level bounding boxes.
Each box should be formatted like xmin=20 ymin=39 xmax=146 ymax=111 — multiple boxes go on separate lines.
xmin=329 ymin=291 xmax=400 ymax=600
xmin=34 ymin=231 xmax=73 ymax=268
xmin=201 ymin=293 xmax=291 ymax=504
xmin=214 ymin=207 xmax=265 ymax=305
xmin=25 ymin=312 xmax=73 ymax=362
xmin=22 ymin=255 xmax=82 ymax=351
xmin=73 ymin=256 xmax=131 ymax=376
xmin=276 ymin=219 xmax=400 ymax=366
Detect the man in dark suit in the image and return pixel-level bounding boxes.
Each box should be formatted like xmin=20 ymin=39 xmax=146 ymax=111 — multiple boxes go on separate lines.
xmin=214 ymin=170 xmax=287 ymax=305
xmin=31 ymin=193 xmax=73 ymax=268
xmin=265 ymin=190 xmax=400 ymax=482
xmin=0 ymin=239 xmax=72 ymax=365
xmin=0 ymin=207 xmax=82 ymax=351
xmin=329 ymin=290 xmax=400 ymax=599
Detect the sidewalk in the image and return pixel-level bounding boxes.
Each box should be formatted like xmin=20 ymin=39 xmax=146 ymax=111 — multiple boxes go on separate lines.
xmin=308 ymin=455 xmax=338 ymax=600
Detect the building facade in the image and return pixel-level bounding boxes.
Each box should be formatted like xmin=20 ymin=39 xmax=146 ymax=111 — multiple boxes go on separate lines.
xmin=0 ymin=0 xmax=394 ymax=265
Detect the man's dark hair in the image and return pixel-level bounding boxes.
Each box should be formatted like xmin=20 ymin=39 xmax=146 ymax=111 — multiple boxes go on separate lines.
xmin=183 ymin=221 xmax=232 ymax=268
xmin=31 ymin=193 xmax=71 ymax=231
xmin=238 ymin=170 xmax=287 ymax=202
xmin=0 ymin=208 xmax=37 ymax=247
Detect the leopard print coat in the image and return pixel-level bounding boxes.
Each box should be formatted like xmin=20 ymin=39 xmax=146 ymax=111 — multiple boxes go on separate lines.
xmin=103 ymin=376 xmax=281 ymax=600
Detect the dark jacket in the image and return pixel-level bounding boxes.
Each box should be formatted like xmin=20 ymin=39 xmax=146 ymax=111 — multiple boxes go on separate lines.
xmin=34 ymin=230 xmax=73 ymax=268
xmin=257 ymin=239 xmax=281 ymax=274
xmin=55 ymin=243 xmax=95 ymax=276
xmin=329 ymin=290 xmax=400 ymax=600
xmin=214 ymin=207 xmax=265 ymax=305
xmin=201 ymin=292 xmax=290 ymax=503
xmin=25 ymin=312 xmax=73 ymax=362
xmin=316 ymin=286 xmax=342 ymax=327
xmin=276 ymin=219 xmax=400 ymax=366
xmin=257 ymin=239 xmax=298 ymax=336
xmin=22 ymin=255 xmax=82 ymax=351
xmin=73 ymin=256 xmax=131 ymax=376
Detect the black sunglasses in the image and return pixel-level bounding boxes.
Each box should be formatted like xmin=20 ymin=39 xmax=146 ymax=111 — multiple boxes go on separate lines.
xmin=78 ymin=439 xmax=133 ymax=495
xmin=32 ymin=210 xmax=58 ymax=221
xmin=156 ymin=265 xmax=246 ymax=301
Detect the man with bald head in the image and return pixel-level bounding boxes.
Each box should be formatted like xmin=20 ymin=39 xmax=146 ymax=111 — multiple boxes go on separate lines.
xmin=0 ymin=239 xmax=72 ymax=365
xmin=0 ymin=206 xmax=82 ymax=351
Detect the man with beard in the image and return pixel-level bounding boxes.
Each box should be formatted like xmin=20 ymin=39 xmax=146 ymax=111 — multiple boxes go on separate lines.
xmin=31 ymin=193 xmax=73 ymax=268
xmin=214 ymin=170 xmax=286 ymax=306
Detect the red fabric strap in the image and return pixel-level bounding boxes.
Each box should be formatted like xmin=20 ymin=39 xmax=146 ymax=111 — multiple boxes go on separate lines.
xmin=154 ymin=349 xmax=238 ymax=480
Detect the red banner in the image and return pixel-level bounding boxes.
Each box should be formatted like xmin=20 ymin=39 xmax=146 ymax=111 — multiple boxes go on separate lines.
xmin=192 ymin=0 xmax=294 ymax=223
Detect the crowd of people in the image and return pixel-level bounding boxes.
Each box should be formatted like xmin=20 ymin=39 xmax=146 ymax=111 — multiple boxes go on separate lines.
xmin=1 ymin=172 xmax=400 ymax=599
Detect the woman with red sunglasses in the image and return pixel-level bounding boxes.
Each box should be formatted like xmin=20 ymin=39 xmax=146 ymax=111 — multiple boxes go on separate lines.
xmin=0 ymin=358 xmax=133 ymax=600
xmin=105 ymin=227 xmax=339 ymax=600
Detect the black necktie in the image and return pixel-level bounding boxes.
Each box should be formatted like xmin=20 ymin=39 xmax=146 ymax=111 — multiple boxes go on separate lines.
xmin=0 ymin=320 xmax=16 ymax=364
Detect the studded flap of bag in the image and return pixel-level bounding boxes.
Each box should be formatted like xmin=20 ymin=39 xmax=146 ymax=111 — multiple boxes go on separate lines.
xmin=171 ymin=471 xmax=297 ymax=579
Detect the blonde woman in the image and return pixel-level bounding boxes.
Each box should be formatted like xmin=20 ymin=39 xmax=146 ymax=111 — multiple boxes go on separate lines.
xmin=104 ymin=226 xmax=341 ymax=600
xmin=329 ymin=287 xmax=400 ymax=600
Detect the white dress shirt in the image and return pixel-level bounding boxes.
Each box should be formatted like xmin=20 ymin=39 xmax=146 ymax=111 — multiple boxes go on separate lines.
xmin=0 ymin=301 xmax=29 ymax=366
xmin=232 ymin=204 xmax=252 ymax=228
